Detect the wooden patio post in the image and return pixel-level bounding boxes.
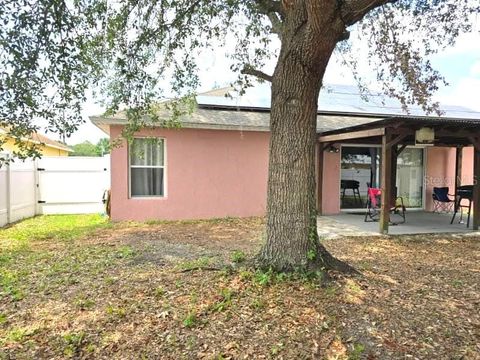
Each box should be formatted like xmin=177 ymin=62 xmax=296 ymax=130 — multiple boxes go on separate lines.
xmin=380 ymin=132 xmax=392 ymax=234
xmin=316 ymin=143 xmax=324 ymax=215
xmin=473 ymin=144 xmax=480 ymax=230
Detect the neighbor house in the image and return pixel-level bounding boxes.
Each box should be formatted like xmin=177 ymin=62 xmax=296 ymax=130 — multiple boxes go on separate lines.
xmin=90 ymin=85 xmax=480 ymax=232
xmin=0 ymin=128 xmax=72 ymax=156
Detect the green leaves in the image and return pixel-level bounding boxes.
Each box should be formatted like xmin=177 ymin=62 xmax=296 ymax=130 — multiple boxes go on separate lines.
xmin=2 ymin=0 xmax=479 ymax=161
xmin=0 ymin=0 xmax=277 ymax=157
xmin=341 ymin=0 xmax=479 ymax=116
xmin=69 ymin=138 xmax=110 ymax=156
xmin=0 ymin=0 xmax=98 ymax=160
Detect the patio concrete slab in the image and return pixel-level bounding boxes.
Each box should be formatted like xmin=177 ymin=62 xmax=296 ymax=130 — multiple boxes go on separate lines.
xmin=318 ymin=211 xmax=480 ymax=238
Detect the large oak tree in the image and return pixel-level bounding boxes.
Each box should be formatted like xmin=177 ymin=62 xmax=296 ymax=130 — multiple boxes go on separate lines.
xmin=1 ymin=0 xmax=478 ymax=272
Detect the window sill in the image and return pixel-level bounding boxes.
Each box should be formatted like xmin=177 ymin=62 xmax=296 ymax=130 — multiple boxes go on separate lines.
xmin=129 ymin=196 xmax=168 ymax=200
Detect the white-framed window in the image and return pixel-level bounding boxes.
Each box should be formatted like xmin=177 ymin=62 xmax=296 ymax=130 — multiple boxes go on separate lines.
xmin=129 ymin=138 xmax=166 ymax=197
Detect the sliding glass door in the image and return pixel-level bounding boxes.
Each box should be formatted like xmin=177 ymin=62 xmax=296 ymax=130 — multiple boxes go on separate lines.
xmin=340 ymin=146 xmax=380 ymax=209
xmin=396 ymin=148 xmax=424 ymax=208
xmin=340 ymin=146 xmax=424 ymax=210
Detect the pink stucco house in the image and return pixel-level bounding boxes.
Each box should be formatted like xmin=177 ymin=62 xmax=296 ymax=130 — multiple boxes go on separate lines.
xmin=90 ymin=85 xmax=480 ymax=231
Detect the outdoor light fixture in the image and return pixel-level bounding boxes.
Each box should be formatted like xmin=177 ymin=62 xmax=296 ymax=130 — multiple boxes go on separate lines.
xmin=415 ymin=127 xmax=435 ymax=146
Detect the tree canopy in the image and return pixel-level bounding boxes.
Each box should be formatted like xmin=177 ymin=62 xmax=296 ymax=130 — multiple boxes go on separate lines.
xmin=70 ymin=141 xmax=97 ymax=157
xmin=1 ymin=0 xmax=478 ymax=159
xmin=69 ymin=138 xmax=110 ymax=156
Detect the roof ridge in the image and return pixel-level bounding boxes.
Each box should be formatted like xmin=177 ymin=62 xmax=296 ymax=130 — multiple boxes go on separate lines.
xmin=198 ymin=86 xmax=234 ymax=97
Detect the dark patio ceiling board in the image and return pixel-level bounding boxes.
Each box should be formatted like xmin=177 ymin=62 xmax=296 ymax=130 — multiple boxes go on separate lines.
xmin=318 ymin=116 xmax=480 ymax=147
xmin=320 ymin=116 xmax=480 ymax=133
xmin=321 ymin=137 xmax=478 ymax=147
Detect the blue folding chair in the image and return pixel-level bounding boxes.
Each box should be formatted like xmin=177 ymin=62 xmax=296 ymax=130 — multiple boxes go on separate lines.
xmin=432 ymin=187 xmax=455 ymax=213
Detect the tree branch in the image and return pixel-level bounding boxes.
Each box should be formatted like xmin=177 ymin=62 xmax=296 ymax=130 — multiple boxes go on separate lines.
xmin=241 ymin=66 xmax=273 ymax=82
xmin=256 ymin=0 xmax=285 ymax=17
xmin=256 ymin=0 xmax=284 ymax=38
xmin=267 ymin=12 xmax=283 ymax=38
xmin=340 ymin=0 xmax=397 ymax=26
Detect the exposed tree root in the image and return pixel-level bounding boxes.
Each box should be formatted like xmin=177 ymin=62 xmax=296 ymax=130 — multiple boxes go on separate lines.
xmin=253 ymin=244 xmax=361 ymax=277
xmin=317 ymin=245 xmax=361 ymax=275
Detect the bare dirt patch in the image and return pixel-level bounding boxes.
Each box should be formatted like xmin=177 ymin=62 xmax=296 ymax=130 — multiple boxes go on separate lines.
xmin=98 ymin=217 xmax=264 ymax=265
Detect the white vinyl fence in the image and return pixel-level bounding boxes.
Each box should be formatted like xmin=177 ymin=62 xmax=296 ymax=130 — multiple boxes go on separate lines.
xmin=0 ymin=157 xmax=36 ymax=227
xmin=0 ymin=155 xmax=110 ymax=227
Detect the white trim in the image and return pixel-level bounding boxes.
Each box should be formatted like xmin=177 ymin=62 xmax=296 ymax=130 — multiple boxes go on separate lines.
xmin=128 ymin=137 xmax=167 ymax=199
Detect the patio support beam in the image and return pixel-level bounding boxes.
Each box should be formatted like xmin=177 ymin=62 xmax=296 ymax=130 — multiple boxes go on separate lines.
xmin=316 ymin=143 xmax=324 ymax=215
xmin=380 ymin=132 xmax=393 ymax=234
xmin=386 ymin=133 xmax=409 ymax=149
xmin=471 ymin=139 xmax=480 ymax=230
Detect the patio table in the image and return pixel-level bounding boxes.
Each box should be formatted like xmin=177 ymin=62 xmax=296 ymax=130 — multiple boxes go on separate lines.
xmin=341 ymin=179 xmax=363 ymax=208
xmin=450 ymin=185 xmax=473 ymax=227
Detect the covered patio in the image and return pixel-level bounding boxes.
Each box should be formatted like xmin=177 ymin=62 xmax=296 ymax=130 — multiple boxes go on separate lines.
xmin=317 ymin=211 xmax=479 ymax=239
xmin=317 ymin=116 xmax=480 ymax=234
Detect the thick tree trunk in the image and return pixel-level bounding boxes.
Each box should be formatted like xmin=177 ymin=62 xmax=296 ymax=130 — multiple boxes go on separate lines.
xmin=257 ymin=0 xmax=357 ymax=274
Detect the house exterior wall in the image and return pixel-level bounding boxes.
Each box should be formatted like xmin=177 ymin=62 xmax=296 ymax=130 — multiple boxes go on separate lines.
xmin=39 ymin=146 xmax=70 ymax=157
xmin=321 ymin=150 xmax=341 ymax=214
xmin=424 ymin=146 xmax=473 ymax=211
xmin=425 ymin=147 xmax=456 ymax=211
xmin=461 ymin=147 xmax=474 ymax=184
xmin=108 ymin=123 xmax=475 ymax=221
xmin=109 ymin=125 xmax=270 ymax=221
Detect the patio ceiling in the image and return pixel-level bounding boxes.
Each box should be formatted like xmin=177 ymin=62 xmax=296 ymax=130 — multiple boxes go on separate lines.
xmin=318 ymin=116 xmax=480 ymax=147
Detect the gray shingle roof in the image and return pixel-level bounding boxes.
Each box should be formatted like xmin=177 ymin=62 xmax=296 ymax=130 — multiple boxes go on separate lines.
xmin=90 ymin=84 xmax=480 ymax=135
xmin=181 ymin=107 xmax=380 ymax=132
xmin=90 ymin=106 xmax=379 ymax=134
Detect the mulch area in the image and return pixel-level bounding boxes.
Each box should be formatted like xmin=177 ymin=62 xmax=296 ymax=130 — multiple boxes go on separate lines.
xmin=1 ymin=218 xmax=479 ymax=359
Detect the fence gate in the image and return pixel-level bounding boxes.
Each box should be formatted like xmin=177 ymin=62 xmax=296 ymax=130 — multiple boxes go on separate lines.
xmin=37 ymin=156 xmax=110 ymax=215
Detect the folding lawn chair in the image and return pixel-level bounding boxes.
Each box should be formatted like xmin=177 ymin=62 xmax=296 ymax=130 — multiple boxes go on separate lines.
xmin=364 ymin=187 xmax=406 ymax=225
xmin=432 ymin=187 xmax=455 ymax=213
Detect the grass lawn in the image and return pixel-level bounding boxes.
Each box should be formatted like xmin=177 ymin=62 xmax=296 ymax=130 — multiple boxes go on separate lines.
xmin=0 ymin=215 xmax=479 ymax=359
